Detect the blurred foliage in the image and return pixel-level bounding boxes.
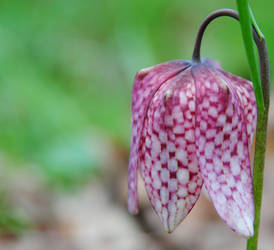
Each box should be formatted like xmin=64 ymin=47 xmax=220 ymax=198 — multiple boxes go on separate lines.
xmin=0 ymin=0 xmax=273 ymax=233
xmin=0 ymin=191 xmax=30 ymax=235
xmin=0 ymin=209 xmax=30 ymax=236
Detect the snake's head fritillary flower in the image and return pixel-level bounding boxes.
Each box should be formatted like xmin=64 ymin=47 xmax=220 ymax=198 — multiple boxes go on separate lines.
xmin=128 ymin=58 xmax=257 ymax=238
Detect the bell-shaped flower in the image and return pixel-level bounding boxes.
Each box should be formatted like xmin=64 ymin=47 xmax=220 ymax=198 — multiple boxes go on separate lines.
xmin=128 ymin=58 xmax=257 ymax=238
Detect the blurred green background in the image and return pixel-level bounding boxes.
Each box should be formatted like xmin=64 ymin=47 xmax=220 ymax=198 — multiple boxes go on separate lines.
xmin=0 ymin=0 xmax=273 ymax=239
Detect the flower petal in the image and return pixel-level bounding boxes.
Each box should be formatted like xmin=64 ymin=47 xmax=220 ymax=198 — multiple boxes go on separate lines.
xmin=218 ymin=69 xmax=257 ymax=147
xmin=139 ymin=68 xmax=202 ymax=232
xmin=128 ymin=60 xmax=190 ymax=214
xmin=193 ymin=65 xmax=254 ymax=237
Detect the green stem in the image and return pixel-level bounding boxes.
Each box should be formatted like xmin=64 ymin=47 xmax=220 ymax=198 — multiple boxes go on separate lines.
xmin=236 ymin=0 xmax=265 ymax=111
xmin=247 ymin=111 xmax=268 ymax=250
xmin=236 ymin=1 xmax=270 ymax=250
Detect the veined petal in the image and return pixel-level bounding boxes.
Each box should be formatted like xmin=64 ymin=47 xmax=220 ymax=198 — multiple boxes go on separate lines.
xmin=193 ymin=65 xmax=254 ymax=237
xmin=218 ymin=70 xmax=257 ymax=148
xmin=139 ymin=68 xmax=202 ymax=232
xmin=128 ymin=60 xmax=190 ymax=214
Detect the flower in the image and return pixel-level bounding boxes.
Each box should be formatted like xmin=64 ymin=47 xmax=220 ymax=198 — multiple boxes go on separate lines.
xmin=128 ymin=58 xmax=257 ymax=237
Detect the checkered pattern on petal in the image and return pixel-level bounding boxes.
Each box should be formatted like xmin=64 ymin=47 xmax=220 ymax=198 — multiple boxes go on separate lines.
xmin=139 ymin=68 xmax=202 ymax=232
xmin=218 ymin=69 xmax=257 ymax=148
xmin=128 ymin=60 xmax=190 ymax=214
xmin=193 ymin=65 xmax=254 ymax=237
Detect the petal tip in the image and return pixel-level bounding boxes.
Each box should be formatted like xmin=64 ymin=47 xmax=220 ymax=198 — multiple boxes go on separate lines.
xmin=128 ymin=207 xmax=139 ymax=215
xmin=159 ymin=210 xmax=182 ymax=234
xmin=127 ymin=177 xmax=139 ymax=214
xmin=128 ymin=195 xmax=139 ymax=215
xmin=235 ymin=213 xmax=254 ymax=238
xmin=161 ymin=219 xmax=175 ymax=234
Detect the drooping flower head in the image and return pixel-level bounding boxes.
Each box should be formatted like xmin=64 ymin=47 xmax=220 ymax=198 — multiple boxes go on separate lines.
xmin=128 ymin=57 xmax=257 ymax=237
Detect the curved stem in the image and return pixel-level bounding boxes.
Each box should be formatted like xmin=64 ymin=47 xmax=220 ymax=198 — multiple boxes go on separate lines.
xmin=192 ymin=9 xmax=261 ymax=66
xmin=192 ymin=9 xmax=240 ymax=63
xmin=192 ymin=8 xmax=270 ymax=250
xmin=192 ymin=8 xmax=265 ymax=111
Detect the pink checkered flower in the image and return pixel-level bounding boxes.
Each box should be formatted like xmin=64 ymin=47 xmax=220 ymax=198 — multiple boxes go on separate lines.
xmin=128 ymin=58 xmax=257 ymax=237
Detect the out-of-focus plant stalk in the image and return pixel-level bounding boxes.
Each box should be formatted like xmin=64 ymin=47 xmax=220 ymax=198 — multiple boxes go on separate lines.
xmin=236 ymin=1 xmax=270 ymax=250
